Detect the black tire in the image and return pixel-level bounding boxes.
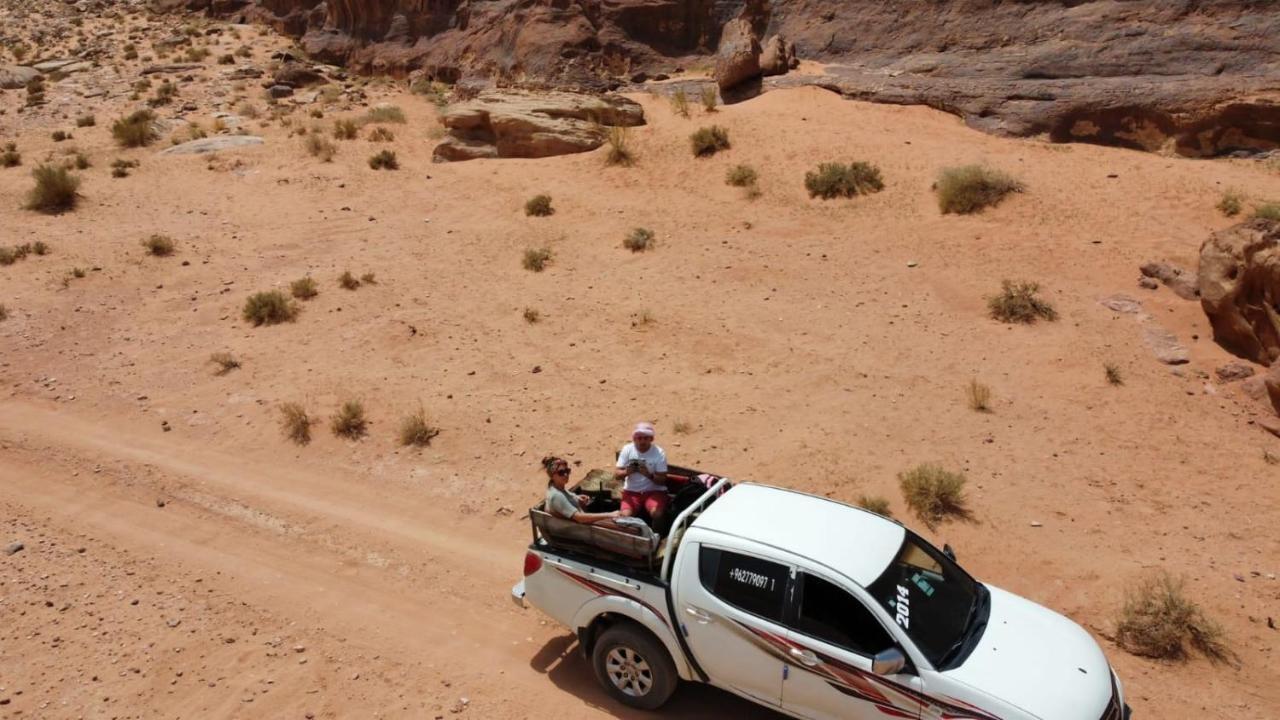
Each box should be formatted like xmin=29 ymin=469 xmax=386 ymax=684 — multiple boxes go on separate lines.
xmin=591 ymin=623 xmax=679 ymax=710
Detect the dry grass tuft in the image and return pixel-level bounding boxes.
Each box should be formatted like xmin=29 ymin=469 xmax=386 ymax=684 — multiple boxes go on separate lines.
xmin=26 ymin=165 xmax=80 ymax=214
xmin=522 ymin=307 xmax=541 ymax=324
xmin=331 ymin=400 xmax=368 ymax=439
xmin=1 ymin=142 xmax=20 ymax=168
xmin=988 ymin=280 xmax=1058 ymax=324
xmin=360 ymin=272 xmax=377 ymax=285
xmin=399 ymin=408 xmax=440 ymax=447
xmin=76 ymin=114 xmax=96 ymax=128
xmin=367 ymin=126 xmax=394 ymax=142
xmin=805 ymin=162 xmax=884 ymax=199
xmin=111 ymin=158 xmax=139 ymax=178
xmin=966 ymin=379 xmax=992 ymax=412
xmin=368 ymin=149 xmax=398 ymax=170
xmin=725 ymin=164 xmax=758 ymax=187
xmin=279 ymin=402 xmax=313 ymax=445
xmin=1216 ymin=190 xmax=1243 ymax=217
xmin=525 ymin=194 xmax=554 ymax=217
xmin=856 ymin=494 xmax=892 ymax=517
xmin=700 ymin=85 xmax=718 ymax=112
xmin=142 ymin=234 xmax=175 ymax=257
xmin=690 ymin=125 xmax=730 ymax=157
xmin=624 ymin=227 xmax=655 ymax=253
xmin=332 ymin=118 xmax=358 ymax=140
xmin=209 ymin=351 xmax=241 ymax=375
xmin=0 ymin=304 xmax=8 ymax=322
xmin=305 ymin=134 xmax=337 ymax=162
xmin=242 ymin=290 xmax=298 ymax=326
xmin=936 ymin=164 xmax=1025 ymax=214
xmin=523 ymin=247 xmax=553 ymax=272
xmin=365 ymin=106 xmax=406 ymax=124
xmin=672 ymin=419 xmax=692 ymax=434
xmin=1255 ymin=202 xmax=1280 ymax=221
xmin=112 ymin=109 xmax=157 ymax=147
xmin=671 ymin=88 xmax=690 ymax=118
xmin=1115 ymin=571 xmax=1232 ymax=663
xmin=898 ymin=464 xmax=968 ymax=527
xmin=290 ymin=276 xmax=318 ymax=300
xmin=605 ymin=126 xmax=634 ymax=167
xmin=338 ymin=270 xmax=360 ymax=290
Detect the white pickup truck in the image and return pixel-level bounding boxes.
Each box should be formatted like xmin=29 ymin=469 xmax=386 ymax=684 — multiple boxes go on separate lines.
xmin=513 ymin=470 xmax=1130 ymax=720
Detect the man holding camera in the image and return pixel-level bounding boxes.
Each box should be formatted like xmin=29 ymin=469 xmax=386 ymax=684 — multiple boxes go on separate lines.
xmin=614 ymin=422 xmax=669 ymax=524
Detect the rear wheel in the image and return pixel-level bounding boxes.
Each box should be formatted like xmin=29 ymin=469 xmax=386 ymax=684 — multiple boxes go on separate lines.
xmin=591 ymin=623 xmax=678 ymax=710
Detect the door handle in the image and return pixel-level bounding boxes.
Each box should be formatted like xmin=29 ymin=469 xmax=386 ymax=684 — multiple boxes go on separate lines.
xmin=789 ymin=647 xmax=820 ymax=667
xmin=684 ymin=606 xmax=713 ymax=624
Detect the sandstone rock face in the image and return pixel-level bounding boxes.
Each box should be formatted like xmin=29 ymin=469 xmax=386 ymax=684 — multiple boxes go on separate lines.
xmin=0 ymin=65 xmax=40 ymax=90
xmin=202 ymin=0 xmax=1279 ymax=155
xmin=433 ymin=90 xmax=645 ymax=162
xmin=1199 ymin=219 xmax=1280 ymax=367
xmin=714 ymin=18 xmax=762 ymax=91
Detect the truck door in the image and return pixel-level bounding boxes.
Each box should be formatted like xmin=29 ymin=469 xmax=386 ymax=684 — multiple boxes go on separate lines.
xmin=779 ymin=571 xmax=924 ymax=720
xmin=674 ymin=543 xmax=792 ymax=707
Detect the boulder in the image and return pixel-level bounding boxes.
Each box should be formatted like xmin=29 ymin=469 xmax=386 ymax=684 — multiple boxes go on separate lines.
xmin=1198 ymin=219 xmax=1280 ymax=366
xmin=1215 ymin=361 xmax=1256 ymax=382
xmin=1140 ymin=261 xmax=1200 ymax=300
xmin=272 ymin=62 xmax=325 ymax=87
xmin=713 ymin=17 xmax=761 ymax=91
xmin=0 ymin=65 xmax=40 ymax=90
xmin=267 ymin=84 xmax=294 ymax=98
xmin=159 ymin=136 xmax=264 ymax=155
xmin=433 ymin=90 xmax=644 ymax=162
xmin=1267 ymin=364 xmax=1280 ymax=416
xmin=759 ymin=35 xmax=795 ymax=77
xmin=1142 ymin=324 xmax=1190 ymax=365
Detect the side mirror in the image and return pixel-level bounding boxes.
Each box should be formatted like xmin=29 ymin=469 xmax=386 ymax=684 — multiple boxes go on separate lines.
xmin=872 ymin=647 xmax=906 ymax=676
xmin=943 ymin=543 xmax=957 ymax=562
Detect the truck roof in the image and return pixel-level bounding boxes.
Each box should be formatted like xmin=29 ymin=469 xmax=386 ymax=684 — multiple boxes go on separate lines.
xmin=691 ymin=483 xmax=906 ymax=586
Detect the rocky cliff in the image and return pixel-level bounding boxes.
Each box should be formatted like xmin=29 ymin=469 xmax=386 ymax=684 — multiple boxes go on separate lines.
xmin=182 ymin=0 xmax=1279 ymax=155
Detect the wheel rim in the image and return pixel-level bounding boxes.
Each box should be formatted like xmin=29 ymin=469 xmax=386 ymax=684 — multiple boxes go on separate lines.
xmin=605 ymin=646 xmax=653 ymax=697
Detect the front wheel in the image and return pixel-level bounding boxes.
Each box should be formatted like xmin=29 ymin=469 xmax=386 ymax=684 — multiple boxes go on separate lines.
xmin=591 ymin=624 xmax=678 ymax=710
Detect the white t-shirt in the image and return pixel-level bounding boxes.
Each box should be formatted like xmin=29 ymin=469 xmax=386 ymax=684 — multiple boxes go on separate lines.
xmin=616 ymin=442 xmax=668 ymax=493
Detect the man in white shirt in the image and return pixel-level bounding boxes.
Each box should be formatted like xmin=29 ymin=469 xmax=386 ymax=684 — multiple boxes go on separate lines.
xmin=614 ymin=422 xmax=670 ymax=524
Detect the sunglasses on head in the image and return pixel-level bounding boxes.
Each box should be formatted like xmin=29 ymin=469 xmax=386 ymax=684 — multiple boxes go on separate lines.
xmin=554 ymin=467 xmax=571 ymax=476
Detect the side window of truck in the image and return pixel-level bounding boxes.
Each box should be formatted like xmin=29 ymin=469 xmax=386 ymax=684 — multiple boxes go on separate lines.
xmin=790 ymin=572 xmax=894 ymax=657
xmin=698 ymin=546 xmax=789 ymax=622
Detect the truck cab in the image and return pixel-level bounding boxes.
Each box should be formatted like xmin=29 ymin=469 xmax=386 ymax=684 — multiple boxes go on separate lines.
xmin=516 ymin=477 xmax=1129 ymax=720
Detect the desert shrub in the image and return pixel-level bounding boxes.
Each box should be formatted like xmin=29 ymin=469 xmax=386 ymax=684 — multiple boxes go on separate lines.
xmin=966 ymin=379 xmax=992 ymax=412
xmin=26 ymin=165 xmax=80 ymax=214
xmin=367 ymin=126 xmax=394 ymax=142
xmin=71 ymin=152 xmax=91 ymax=170
xmin=237 ymin=101 xmax=261 ymax=119
xmin=290 ymin=276 xmax=318 ymax=299
xmin=899 ymin=464 xmax=968 ymax=527
xmin=235 ymin=45 xmax=252 ymax=58
xmin=1216 ymin=190 xmax=1243 ymax=217
xmin=149 ymin=80 xmax=178 ymax=107
xmin=1255 ymin=202 xmax=1280 ymax=221
xmin=523 ymin=247 xmax=552 ymax=272
xmin=305 ymin=134 xmax=337 ymax=162
xmin=1 ymin=142 xmax=20 ymax=168
xmin=76 ymin=114 xmax=96 ymax=128
xmin=935 ymin=164 xmax=1025 ymax=214
xmin=142 ymin=234 xmax=175 ymax=256
xmin=32 ymin=241 xmax=49 ymax=255
xmin=624 ymin=227 xmax=655 ymax=253
xmin=399 ymin=408 xmax=440 ymax=447
xmin=333 ymin=118 xmax=358 ymax=140
xmin=123 ymin=47 xmax=138 ymax=60
xmin=338 ymin=270 xmax=360 ymax=290
xmin=111 ymin=109 xmax=157 ymax=147
xmin=368 ymin=149 xmax=398 ymax=170
xmin=359 ymin=272 xmax=377 ymax=284
xmin=218 ymin=53 xmax=235 ymax=65
xmin=700 ymin=85 xmax=718 ymax=112
xmin=725 ymin=164 xmax=758 ymax=187
xmin=671 ymin=88 xmax=690 ymax=118
xmin=690 ymin=125 xmax=730 ymax=157
xmin=525 ymin=194 xmax=554 ymax=217
xmin=111 ymin=158 xmax=139 ymax=178
xmin=71 ymin=267 xmax=87 ymax=279
xmin=672 ymin=419 xmax=692 ymax=434
xmin=279 ymin=402 xmax=313 ymax=445
xmin=365 ymin=105 xmax=406 ymax=124
xmin=51 ymin=130 xmax=71 ymax=143
xmin=1105 ymin=362 xmax=1124 ymax=386
xmin=0 ymin=304 xmax=7 ymax=322
xmin=331 ymin=400 xmax=368 ymax=439
xmin=209 ymin=351 xmax=240 ymax=375
xmin=184 ymin=46 xmax=210 ymax=63
xmin=242 ymin=290 xmax=297 ymax=326
xmin=1115 ymin=572 xmax=1231 ymax=662
xmin=856 ymin=494 xmax=892 ymax=517
xmin=0 ymin=248 xmax=15 ymax=266
xmin=805 ymin=161 xmax=884 ymax=199
xmin=988 ymin=280 xmax=1058 ymax=324
xmin=522 ymin=307 xmax=541 ymax=323
xmin=605 ymin=126 xmax=634 ymax=167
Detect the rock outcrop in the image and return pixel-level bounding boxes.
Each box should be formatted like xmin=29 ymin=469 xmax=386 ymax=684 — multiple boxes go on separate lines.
xmin=189 ymin=0 xmax=1279 ymax=156
xmin=759 ymin=35 xmax=796 ymax=77
xmin=714 ymin=17 xmax=762 ymax=91
xmin=1199 ymin=219 xmax=1280 ymax=367
xmin=0 ymin=64 xmax=40 ymax=89
xmin=433 ymin=90 xmax=645 ymax=162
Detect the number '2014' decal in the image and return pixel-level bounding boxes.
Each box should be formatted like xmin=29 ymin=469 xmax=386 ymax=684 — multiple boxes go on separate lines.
xmin=894 ymin=584 xmax=910 ymax=629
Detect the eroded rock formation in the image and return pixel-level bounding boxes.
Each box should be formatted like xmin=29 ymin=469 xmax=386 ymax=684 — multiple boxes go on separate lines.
xmin=183 ymin=0 xmax=1279 ymax=155
xmin=1199 ymin=219 xmax=1280 ymax=367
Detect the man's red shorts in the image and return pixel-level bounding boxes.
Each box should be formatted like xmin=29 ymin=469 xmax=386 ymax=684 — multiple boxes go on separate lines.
xmin=621 ymin=490 xmax=669 ymax=517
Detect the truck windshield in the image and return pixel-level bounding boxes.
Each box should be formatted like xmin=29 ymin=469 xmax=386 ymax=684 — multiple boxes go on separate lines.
xmin=865 ymin=532 xmax=980 ymax=669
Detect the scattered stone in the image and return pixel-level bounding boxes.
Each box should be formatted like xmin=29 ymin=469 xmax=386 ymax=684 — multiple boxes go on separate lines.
xmin=160 ymin=136 xmax=265 ymax=155
xmin=1030 ymin=521 xmax=1043 ymax=527
xmin=1215 ymin=361 xmax=1256 ymax=382
xmin=1138 ymin=277 xmax=1159 ymax=290
xmin=267 ymin=84 xmax=293 ymax=98
xmin=1140 ymin=261 xmax=1200 ymax=300
xmin=5 ymin=542 xmax=24 ymax=556
xmin=141 ymin=63 xmax=204 ymax=75
xmin=1099 ymin=294 xmax=1143 ymax=314
xmin=1142 ymin=324 xmax=1190 ymax=365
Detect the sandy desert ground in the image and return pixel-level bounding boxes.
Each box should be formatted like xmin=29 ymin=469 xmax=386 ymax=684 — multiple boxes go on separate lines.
xmin=2 ymin=6 xmax=1280 ymax=720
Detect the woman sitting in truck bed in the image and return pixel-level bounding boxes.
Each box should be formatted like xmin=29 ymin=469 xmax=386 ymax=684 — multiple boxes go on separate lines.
xmin=543 ymin=456 xmax=624 ymax=525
